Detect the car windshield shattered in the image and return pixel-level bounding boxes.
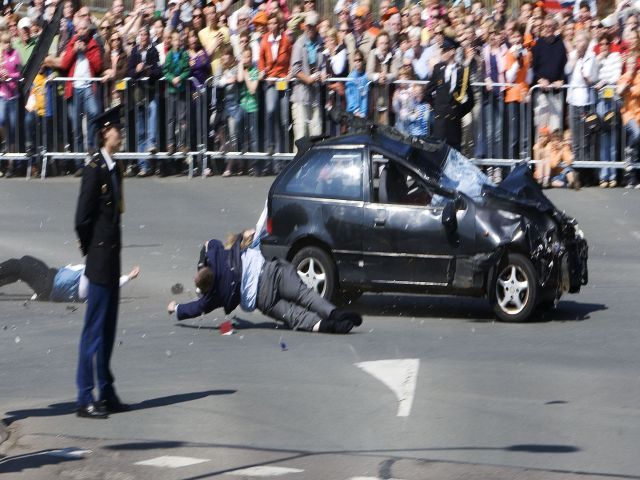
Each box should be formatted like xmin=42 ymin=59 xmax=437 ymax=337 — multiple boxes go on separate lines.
xmin=430 ymin=149 xmax=495 ymax=205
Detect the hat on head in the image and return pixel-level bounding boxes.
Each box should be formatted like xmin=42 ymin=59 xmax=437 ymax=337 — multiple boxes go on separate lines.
xmin=17 ymin=17 xmax=33 ymax=30
xmin=94 ymin=105 xmax=123 ymax=131
xmin=441 ymin=36 xmax=459 ymax=52
xmin=305 ymin=10 xmax=319 ymax=26
xmin=355 ymin=5 xmax=369 ymax=18
xmin=382 ymin=6 xmax=399 ymax=22
xmin=253 ymin=11 xmax=268 ymax=26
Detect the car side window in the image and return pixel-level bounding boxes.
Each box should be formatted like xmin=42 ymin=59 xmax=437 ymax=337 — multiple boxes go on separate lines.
xmin=373 ymin=157 xmax=433 ymax=206
xmin=282 ymin=149 xmax=363 ymax=201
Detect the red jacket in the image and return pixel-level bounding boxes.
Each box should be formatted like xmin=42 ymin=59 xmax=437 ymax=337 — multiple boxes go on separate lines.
xmin=258 ymin=32 xmax=292 ymax=79
xmin=60 ymin=35 xmax=103 ymax=99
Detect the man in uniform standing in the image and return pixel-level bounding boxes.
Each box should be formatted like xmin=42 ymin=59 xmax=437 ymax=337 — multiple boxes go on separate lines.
xmin=74 ymin=106 xmax=128 ymax=419
xmin=425 ymin=37 xmax=474 ymax=151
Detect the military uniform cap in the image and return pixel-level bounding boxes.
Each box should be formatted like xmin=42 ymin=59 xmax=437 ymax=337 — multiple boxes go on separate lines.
xmin=441 ymin=37 xmax=459 ymax=52
xmin=93 ymin=105 xmax=123 ymax=130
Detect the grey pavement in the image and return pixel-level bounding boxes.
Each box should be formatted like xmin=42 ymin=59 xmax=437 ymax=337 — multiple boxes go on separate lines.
xmin=1 ymin=177 xmax=639 ymax=479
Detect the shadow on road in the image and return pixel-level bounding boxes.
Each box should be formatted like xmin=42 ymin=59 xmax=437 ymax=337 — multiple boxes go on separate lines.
xmin=2 ymin=390 xmax=235 ymax=425
xmin=0 ymin=449 xmax=84 ymax=474
xmin=351 ymin=294 xmax=606 ymax=323
xmin=177 ymin=317 xmax=279 ymax=331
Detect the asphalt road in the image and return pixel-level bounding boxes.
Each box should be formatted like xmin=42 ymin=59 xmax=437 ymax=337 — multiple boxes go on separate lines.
xmin=1 ymin=177 xmax=639 ymax=480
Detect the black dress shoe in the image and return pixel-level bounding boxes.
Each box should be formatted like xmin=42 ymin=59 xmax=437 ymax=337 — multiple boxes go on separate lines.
xmin=100 ymin=397 xmax=130 ymax=413
xmin=76 ymin=402 xmax=109 ymax=419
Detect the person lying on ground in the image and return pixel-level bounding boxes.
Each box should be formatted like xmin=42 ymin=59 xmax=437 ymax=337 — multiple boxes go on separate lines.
xmin=0 ymin=255 xmax=140 ymax=302
xmin=167 ymin=226 xmax=362 ymax=334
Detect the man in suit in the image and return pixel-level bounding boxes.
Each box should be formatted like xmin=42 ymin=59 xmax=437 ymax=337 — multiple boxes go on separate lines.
xmin=74 ymin=106 xmax=127 ymax=419
xmin=167 ymin=210 xmax=362 ymax=334
xmin=425 ymin=37 xmax=474 ymax=151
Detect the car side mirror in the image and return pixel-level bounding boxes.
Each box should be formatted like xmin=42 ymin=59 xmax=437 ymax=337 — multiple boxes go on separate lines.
xmin=442 ymin=200 xmax=458 ymax=234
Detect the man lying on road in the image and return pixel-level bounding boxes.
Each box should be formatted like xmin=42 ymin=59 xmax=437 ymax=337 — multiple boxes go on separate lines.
xmin=0 ymin=255 xmax=139 ymax=303
xmin=167 ymin=214 xmax=362 ymax=333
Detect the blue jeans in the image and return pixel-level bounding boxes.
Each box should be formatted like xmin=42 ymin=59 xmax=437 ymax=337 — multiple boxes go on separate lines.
xmin=136 ymin=99 xmax=158 ymax=171
xmin=240 ymin=109 xmax=259 ymax=172
xmin=72 ymin=87 xmax=99 ymax=166
xmin=0 ymin=97 xmax=18 ymax=151
xmin=597 ymin=99 xmax=618 ymax=182
xmin=624 ymin=119 xmax=640 ymax=184
xmin=480 ymin=92 xmax=504 ymax=159
xmin=264 ymin=84 xmax=289 ymax=153
xmin=506 ymin=102 xmax=526 ymax=160
xmin=25 ymin=111 xmax=42 ymax=152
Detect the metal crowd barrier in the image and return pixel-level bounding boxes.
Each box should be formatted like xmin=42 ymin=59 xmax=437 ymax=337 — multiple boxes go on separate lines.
xmin=2 ymin=75 xmax=638 ymax=180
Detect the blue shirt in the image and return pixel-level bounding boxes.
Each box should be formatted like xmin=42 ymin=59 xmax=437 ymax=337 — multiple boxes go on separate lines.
xmin=50 ymin=266 xmax=83 ymax=302
xmin=240 ymin=246 xmax=265 ymax=312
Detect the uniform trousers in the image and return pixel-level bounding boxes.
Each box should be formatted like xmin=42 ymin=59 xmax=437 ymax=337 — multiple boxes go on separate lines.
xmin=0 ymin=256 xmax=57 ymax=300
xmin=256 ymin=259 xmax=334 ymax=331
xmin=76 ymin=280 xmax=119 ymax=407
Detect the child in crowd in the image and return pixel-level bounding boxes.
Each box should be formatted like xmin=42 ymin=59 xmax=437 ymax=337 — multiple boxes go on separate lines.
xmin=163 ymin=30 xmax=190 ymax=159
xmin=238 ymin=47 xmax=261 ymax=175
xmin=215 ymin=44 xmax=243 ymax=176
xmin=547 ymin=129 xmax=579 ymax=189
xmin=391 ymin=64 xmax=414 ymax=135
xmin=345 ymin=49 xmax=369 ymax=119
xmin=407 ymin=83 xmax=430 ymax=138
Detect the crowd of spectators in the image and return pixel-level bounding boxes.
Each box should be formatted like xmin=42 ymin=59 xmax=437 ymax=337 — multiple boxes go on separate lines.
xmin=0 ymin=0 xmax=639 ymax=187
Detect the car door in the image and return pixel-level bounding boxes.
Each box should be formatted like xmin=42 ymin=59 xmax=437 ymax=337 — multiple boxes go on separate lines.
xmin=362 ymin=154 xmax=457 ymax=287
xmin=274 ymin=147 xmax=365 ymax=284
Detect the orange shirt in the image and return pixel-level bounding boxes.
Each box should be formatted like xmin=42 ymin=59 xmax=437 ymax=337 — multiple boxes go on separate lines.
xmin=504 ymin=50 xmax=531 ymax=103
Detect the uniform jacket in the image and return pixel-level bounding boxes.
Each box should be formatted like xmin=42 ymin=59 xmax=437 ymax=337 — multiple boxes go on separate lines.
xmin=425 ymin=62 xmax=475 ymax=147
xmin=176 ymin=237 xmax=243 ymax=320
xmin=75 ymin=151 xmax=123 ymax=285
xmin=60 ymin=34 xmax=103 ymax=100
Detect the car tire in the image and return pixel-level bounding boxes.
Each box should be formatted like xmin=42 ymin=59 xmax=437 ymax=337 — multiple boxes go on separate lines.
xmin=292 ymin=246 xmax=338 ymax=302
xmin=492 ymin=252 xmax=539 ymax=322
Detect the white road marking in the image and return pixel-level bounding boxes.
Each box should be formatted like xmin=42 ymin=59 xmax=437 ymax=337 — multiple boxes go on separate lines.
xmin=135 ymin=455 xmax=209 ymax=468
xmin=224 ymin=466 xmax=304 ymax=476
xmin=355 ymin=359 xmax=419 ymax=417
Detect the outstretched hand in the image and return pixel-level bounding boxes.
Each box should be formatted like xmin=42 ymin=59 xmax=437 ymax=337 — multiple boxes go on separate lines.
xmin=129 ymin=265 xmax=140 ymax=279
xmin=167 ymin=301 xmax=177 ymax=315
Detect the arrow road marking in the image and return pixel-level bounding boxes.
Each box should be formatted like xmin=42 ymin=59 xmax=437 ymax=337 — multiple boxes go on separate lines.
xmin=355 ymin=359 xmax=420 ymax=417
xmin=224 ymin=466 xmax=305 ymax=476
xmin=135 ymin=456 xmax=209 ymax=468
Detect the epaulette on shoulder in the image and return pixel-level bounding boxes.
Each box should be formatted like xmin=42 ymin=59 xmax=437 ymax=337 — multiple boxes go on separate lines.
xmin=88 ymin=161 xmax=98 ymax=168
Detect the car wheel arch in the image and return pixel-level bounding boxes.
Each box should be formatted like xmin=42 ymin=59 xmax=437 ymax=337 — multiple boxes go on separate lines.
xmin=287 ymin=236 xmax=335 ymax=263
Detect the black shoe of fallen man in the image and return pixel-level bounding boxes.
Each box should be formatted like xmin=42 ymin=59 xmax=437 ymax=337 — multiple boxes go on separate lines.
xmin=320 ymin=309 xmax=363 ymax=334
xmin=76 ymin=402 xmax=109 ymax=419
xmin=100 ymin=396 xmax=130 ymax=413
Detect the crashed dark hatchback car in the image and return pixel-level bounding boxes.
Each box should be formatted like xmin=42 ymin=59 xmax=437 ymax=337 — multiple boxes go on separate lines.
xmin=260 ymin=126 xmax=588 ymax=322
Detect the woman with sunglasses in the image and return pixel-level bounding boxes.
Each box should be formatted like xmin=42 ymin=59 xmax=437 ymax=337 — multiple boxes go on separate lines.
xmin=102 ymin=32 xmax=129 ymax=108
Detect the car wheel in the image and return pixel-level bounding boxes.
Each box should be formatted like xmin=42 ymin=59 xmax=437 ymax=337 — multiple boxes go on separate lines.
xmin=492 ymin=252 xmax=539 ymax=322
xmin=292 ymin=246 xmax=337 ymax=301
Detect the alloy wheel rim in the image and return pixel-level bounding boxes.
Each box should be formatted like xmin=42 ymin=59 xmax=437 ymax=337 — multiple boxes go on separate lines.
xmin=496 ymin=264 xmax=530 ymax=315
xmin=297 ymin=257 xmax=327 ymax=296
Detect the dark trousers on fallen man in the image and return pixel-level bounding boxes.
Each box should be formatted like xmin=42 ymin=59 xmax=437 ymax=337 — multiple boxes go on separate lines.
xmin=256 ymin=259 xmax=334 ymax=331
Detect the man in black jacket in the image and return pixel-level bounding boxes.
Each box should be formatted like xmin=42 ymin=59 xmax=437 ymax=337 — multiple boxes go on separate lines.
xmin=425 ymin=37 xmax=474 ymax=151
xmin=531 ymin=18 xmax=567 ymax=134
xmin=128 ymin=26 xmax=162 ymax=176
xmin=74 ymin=106 xmax=127 ymax=419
